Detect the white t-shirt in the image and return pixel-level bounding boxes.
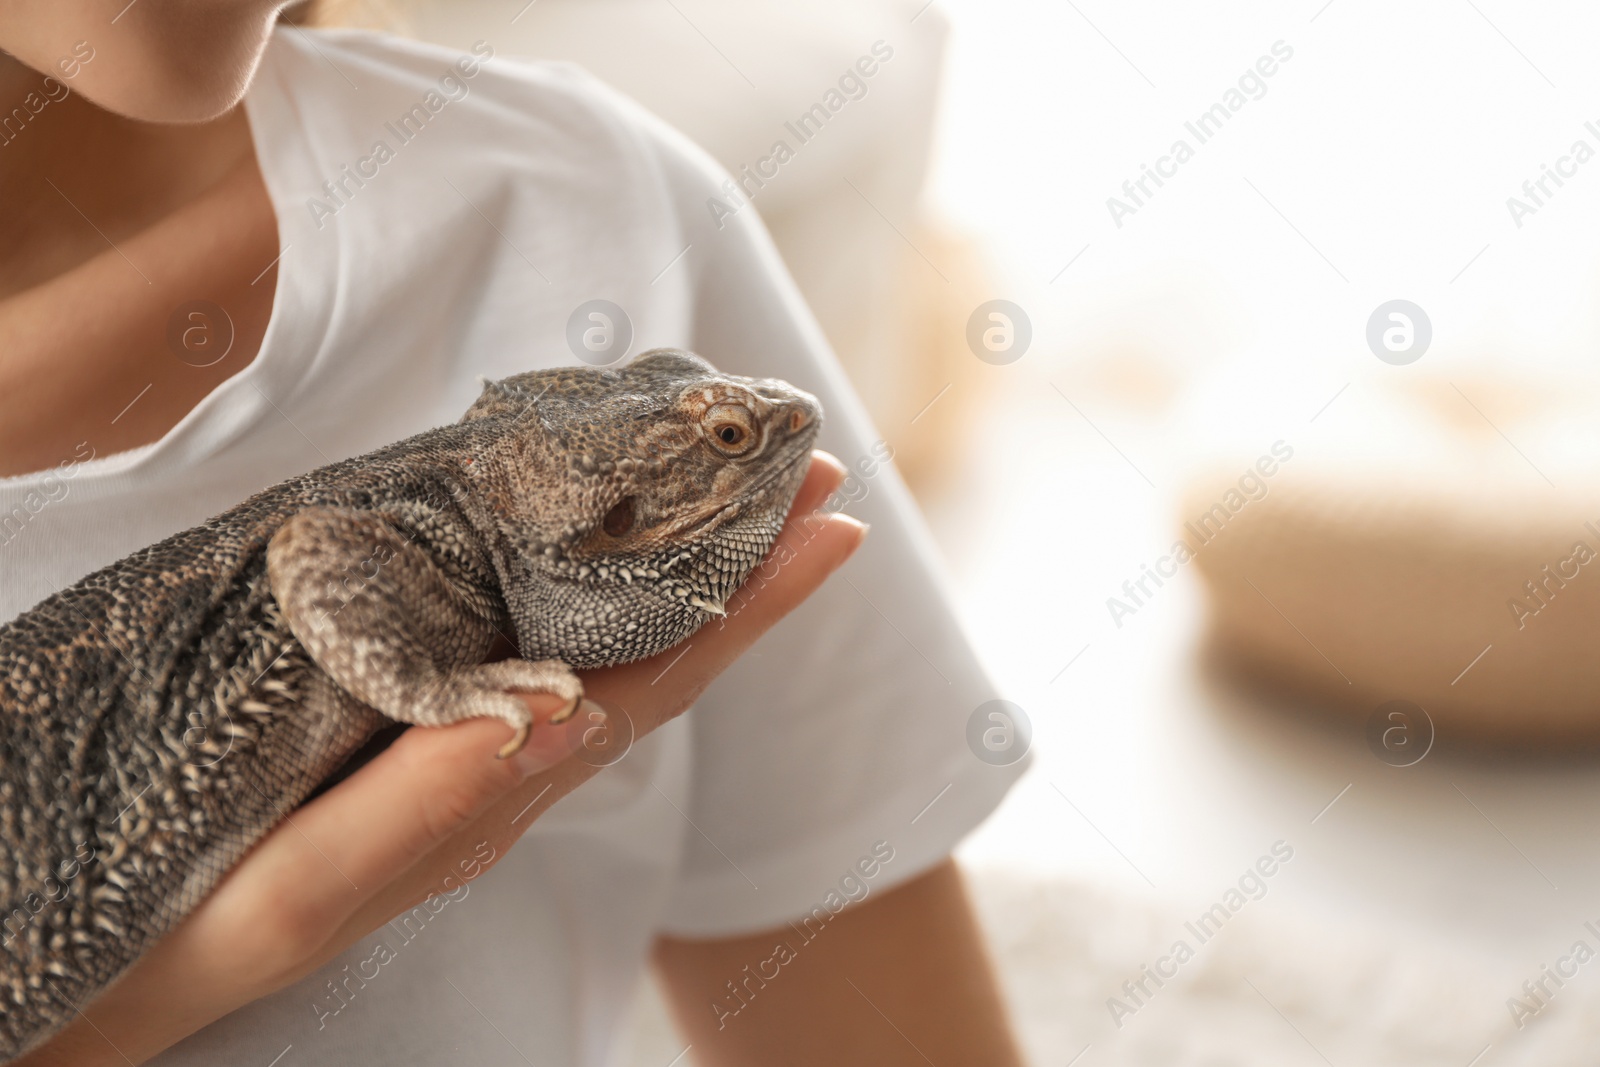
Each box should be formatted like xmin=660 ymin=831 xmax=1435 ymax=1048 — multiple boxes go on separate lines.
xmin=0 ymin=29 xmax=1026 ymax=1066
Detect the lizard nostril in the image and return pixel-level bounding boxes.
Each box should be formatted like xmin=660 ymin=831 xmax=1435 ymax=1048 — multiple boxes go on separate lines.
xmin=787 ymin=409 xmax=808 ymax=434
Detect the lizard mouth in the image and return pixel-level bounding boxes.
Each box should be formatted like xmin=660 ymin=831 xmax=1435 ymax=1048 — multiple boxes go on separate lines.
xmin=663 ymin=446 xmax=813 ymax=541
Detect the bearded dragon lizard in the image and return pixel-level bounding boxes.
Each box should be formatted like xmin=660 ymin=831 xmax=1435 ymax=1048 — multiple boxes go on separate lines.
xmin=0 ymin=349 xmax=821 ymax=1058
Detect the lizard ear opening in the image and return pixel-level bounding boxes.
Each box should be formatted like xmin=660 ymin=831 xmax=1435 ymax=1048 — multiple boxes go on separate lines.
xmin=602 ymin=497 xmax=636 ymax=537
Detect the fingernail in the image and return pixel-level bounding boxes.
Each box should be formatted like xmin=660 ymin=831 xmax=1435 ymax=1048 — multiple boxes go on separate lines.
xmin=510 ymin=702 xmax=606 ymax=777
xmin=510 ymin=743 xmax=553 ymax=779
xmin=507 ymin=721 xmax=573 ymax=778
xmin=812 ymin=450 xmax=847 ymax=476
xmin=836 ymin=515 xmax=870 ymax=546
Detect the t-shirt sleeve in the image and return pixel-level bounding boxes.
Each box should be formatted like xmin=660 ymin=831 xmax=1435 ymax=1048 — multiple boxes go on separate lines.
xmin=609 ymin=94 xmax=1031 ymax=937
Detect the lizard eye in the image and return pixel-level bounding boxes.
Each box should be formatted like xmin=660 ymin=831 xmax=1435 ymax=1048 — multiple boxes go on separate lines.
xmin=704 ymin=402 xmax=759 ymax=456
xmin=602 ymin=497 xmax=636 ymax=537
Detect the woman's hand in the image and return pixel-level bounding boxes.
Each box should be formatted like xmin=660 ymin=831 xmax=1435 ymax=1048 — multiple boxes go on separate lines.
xmin=18 ymin=452 xmax=864 ymax=1067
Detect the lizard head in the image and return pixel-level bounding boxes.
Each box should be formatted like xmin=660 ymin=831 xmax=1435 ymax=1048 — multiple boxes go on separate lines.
xmin=463 ymin=348 xmax=823 ymax=667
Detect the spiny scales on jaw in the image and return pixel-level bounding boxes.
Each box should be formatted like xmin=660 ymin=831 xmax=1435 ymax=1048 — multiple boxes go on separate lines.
xmin=0 ymin=349 xmax=821 ymax=1058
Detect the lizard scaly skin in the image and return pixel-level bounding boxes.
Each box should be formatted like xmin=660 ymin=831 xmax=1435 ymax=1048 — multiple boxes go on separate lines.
xmin=0 ymin=349 xmax=821 ymax=1058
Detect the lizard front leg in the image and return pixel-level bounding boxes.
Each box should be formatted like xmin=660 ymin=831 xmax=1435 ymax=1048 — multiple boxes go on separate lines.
xmin=266 ymin=506 xmax=582 ymax=758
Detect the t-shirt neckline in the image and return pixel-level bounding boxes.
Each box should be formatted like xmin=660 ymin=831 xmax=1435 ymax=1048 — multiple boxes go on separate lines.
xmin=0 ymin=30 xmax=316 ymax=493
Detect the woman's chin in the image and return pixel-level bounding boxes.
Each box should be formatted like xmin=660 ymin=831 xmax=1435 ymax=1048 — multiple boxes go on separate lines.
xmin=2 ymin=1 xmax=280 ymax=124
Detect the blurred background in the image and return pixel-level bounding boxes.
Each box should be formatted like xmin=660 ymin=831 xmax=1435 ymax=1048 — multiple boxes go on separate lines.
xmin=322 ymin=0 xmax=1600 ymax=1062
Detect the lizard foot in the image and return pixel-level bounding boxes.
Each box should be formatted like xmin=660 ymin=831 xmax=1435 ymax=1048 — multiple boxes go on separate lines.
xmin=411 ymin=659 xmax=583 ymax=759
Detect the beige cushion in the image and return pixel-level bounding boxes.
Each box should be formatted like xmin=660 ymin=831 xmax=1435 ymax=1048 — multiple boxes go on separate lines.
xmin=1189 ymin=372 xmax=1600 ymax=744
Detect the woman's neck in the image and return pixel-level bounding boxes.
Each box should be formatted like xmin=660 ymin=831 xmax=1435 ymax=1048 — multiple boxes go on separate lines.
xmin=0 ymin=49 xmax=255 ymax=300
xmin=0 ymin=48 xmax=280 ymax=477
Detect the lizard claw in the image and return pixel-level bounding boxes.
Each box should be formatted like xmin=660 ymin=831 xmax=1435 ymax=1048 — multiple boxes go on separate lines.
xmin=495 ymin=721 xmax=532 ymax=760
xmin=409 ymin=660 xmax=581 ymax=758
xmin=492 ymin=694 xmax=581 ymax=758
xmin=548 ymin=694 xmax=582 ymax=725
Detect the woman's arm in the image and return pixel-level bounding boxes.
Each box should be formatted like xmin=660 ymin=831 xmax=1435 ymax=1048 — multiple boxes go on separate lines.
xmin=654 ymin=858 xmax=1027 ymax=1066
xmin=16 ymin=454 xmax=864 ymax=1067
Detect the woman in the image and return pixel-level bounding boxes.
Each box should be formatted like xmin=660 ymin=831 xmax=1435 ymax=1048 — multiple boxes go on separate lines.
xmin=0 ymin=3 xmax=1028 ymax=1063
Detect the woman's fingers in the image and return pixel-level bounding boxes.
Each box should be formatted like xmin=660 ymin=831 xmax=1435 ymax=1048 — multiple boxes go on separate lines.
xmin=328 ymin=453 xmax=865 ymax=935
xmin=187 ymin=706 xmax=586 ymax=980
xmin=546 ymin=448 xmax=863 ymax=733
xmin=278 ymin=698 xmax=585 ymax=897
xmin=267 ymin=450 xmax=861 ymax=956
xmin=587 ymin=511 xmax=865 ymax=727
xmin=789 ymin=449 xmax=846 ymax=515
xmin=512 ymin=448 xmax=848 ymax=742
